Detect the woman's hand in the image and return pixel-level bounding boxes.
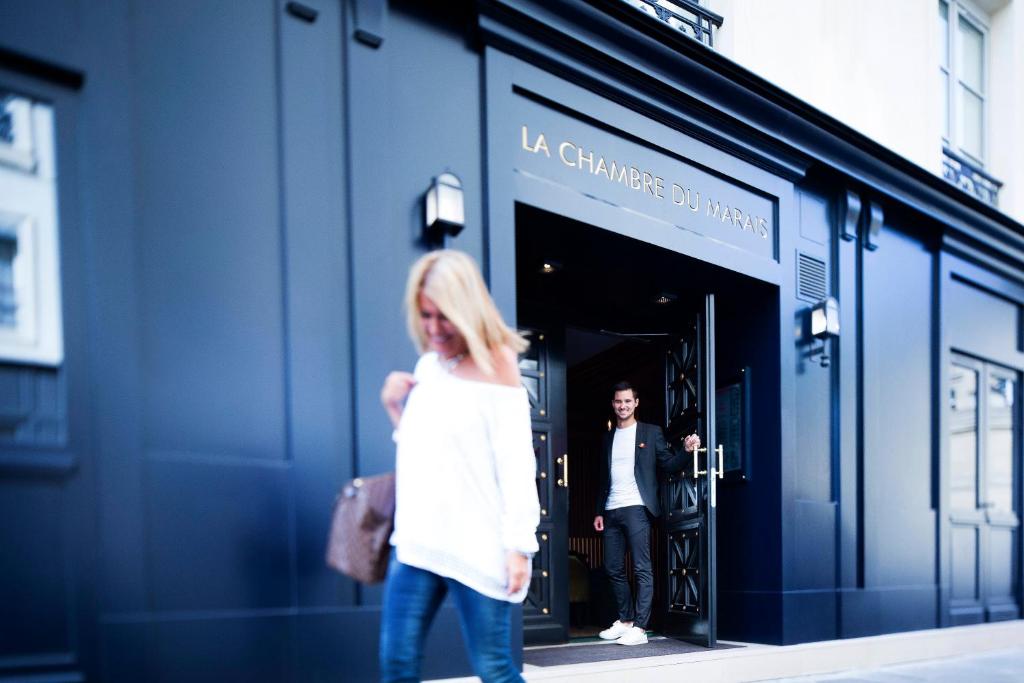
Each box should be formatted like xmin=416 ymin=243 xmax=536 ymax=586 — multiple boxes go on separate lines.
xmin=506 ymin=551 xmax=530 ymax=596
xmin=683 ymin=433 xmax=701 ymax=452
xmin=381 ymin=371 xmax=416 ymax=428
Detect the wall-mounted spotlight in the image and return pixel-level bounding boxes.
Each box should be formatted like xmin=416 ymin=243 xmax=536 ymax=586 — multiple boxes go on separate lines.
xmin=424 ymin=172 xmax=464 ymax=247
xmin=808 ymin=296 xmax=840 ymax=367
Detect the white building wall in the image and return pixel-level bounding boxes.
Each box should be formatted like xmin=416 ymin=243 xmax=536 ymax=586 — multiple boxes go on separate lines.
xmin=988 ymin=0 xmax=1024 ymax=220
xmin=707 ymin=0 xmax=1024 ymax=224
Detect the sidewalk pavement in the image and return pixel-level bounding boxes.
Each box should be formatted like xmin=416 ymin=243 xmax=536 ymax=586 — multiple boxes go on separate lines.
xmin=431 ymin=621 xmax=1024 ymax=682
xmin=762 ymin=647 xmax=1024 ymax=682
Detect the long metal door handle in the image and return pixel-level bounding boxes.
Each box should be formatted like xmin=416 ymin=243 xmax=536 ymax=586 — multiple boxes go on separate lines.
xmin=556 ymin=453 xmax=569 ymax=487
xmin=692 ymin=447 xmax=707 ymax=480
xmin=716 ymin=445 xmax=724 ymax=479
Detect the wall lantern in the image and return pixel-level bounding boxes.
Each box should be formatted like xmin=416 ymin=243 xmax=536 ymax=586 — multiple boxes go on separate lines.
xmin=424 ymin=172 xmax=464 ymax=247
xmin=808 ymin=296 xmax=839 ymax=367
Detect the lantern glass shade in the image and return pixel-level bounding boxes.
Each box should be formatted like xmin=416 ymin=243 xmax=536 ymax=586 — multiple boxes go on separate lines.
xmin=810 ymin=296 xmax=840 ymax=338
xmin=425 ymin=172 xmax=464 ymax=232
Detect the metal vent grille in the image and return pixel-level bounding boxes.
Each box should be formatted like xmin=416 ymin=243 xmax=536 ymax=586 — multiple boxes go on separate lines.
xmin=797 ymin=252 xmax=827 ymax=302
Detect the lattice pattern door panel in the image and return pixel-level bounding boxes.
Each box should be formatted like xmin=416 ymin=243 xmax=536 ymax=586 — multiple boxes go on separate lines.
xmin=663 ymin=327 xmax=701 ymax=517
xmin=668 ymin=525 xmax=703 ymax=615
xmin=665 ymin=327 xmax=699 ymax=445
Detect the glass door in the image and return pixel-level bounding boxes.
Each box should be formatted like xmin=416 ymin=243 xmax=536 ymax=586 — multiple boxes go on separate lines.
xmin=948 ymin=354 xmax=1020 ymax=624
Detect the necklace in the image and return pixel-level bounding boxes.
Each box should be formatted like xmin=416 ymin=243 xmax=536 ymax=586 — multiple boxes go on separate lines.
xmin=442 ymin=352 xmax=467 ymax=373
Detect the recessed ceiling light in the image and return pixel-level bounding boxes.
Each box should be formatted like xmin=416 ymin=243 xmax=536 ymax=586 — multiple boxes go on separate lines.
xmin=539 ymin=260 xmax=562 ymax=274
xmin=653 ymin=292 xmax=677 ymax=305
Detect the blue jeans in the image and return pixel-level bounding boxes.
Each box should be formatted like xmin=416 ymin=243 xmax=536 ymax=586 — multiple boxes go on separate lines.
xmin=379 ymin=558 xmax=523 ymax=683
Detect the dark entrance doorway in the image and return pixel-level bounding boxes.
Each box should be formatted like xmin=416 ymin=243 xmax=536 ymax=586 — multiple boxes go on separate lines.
xmin=514 ymin=204 xmax=775 ymax=649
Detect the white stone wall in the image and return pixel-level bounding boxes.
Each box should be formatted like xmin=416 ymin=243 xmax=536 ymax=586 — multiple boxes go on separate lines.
xmin=706 ymin=0 xmax=1024 ymax=223
xmin=988 ymin=0 xmax=1024 ymax=220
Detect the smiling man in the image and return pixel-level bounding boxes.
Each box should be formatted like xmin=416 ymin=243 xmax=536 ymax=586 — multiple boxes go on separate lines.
xmin=593 ymin=381 xmax=699 ymax=645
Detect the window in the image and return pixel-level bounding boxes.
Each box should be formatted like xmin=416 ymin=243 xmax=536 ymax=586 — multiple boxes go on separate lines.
xmin=950 ymin=361 xmax=979 ymax=511
xmin=0 ymin=91 xmax=63 ymax=366
xmin=939 ymin=0 xmax=988 ymax=166
xmin=949 ymin=356 xmax=1020 ymax=516
xmin=987 ymin=370 xmax=1016 ymax=514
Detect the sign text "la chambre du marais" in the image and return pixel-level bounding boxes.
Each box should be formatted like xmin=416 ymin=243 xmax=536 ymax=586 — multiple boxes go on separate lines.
xmin=521 ymin=125 xmax=769 ymax=239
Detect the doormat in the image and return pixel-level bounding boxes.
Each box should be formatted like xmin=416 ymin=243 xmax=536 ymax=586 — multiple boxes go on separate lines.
xmin=523 ymin=637 xmax=739 ymax=667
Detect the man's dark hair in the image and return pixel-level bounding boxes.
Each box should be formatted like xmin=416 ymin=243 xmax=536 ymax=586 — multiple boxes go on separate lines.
xmin=611 ymin=380 xmax=638 ymax=400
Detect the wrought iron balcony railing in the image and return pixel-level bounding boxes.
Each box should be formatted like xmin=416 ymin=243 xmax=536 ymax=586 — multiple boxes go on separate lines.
xmin=942 ymin=147 xmax=1002 ymax=208
xmin=621 ymin=0 xmax=724 ymax=48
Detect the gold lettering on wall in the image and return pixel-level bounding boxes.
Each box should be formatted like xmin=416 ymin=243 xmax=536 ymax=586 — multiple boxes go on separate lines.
xmin=522 ymin=126 xmax=550 ymax=157
xmin=519 ymin=125 xmax=771 ymax=240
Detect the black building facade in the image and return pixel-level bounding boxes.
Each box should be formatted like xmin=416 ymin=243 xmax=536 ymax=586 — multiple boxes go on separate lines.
xmin=1 ymin=1 xmax=1021 ymax=681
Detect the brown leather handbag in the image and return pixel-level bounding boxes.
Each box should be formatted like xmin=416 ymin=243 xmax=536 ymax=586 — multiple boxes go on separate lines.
xmin=325 ymin=472 xmax=395 ymax=584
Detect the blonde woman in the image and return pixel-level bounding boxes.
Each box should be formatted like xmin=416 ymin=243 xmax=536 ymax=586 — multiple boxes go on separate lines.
xmin=379 ymin=250 xmax=540 ymax=683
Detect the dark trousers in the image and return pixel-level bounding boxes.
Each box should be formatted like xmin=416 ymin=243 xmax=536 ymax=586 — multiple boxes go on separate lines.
xmin=602 ymin=505 xmax=653 ymax=629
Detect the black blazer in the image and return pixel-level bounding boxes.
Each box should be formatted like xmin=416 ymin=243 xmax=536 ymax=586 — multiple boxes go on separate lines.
xmin=595 ymin=421 xmax=686 ymax=518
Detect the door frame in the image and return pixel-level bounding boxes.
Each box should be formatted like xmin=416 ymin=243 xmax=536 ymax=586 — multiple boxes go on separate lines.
xmin=937 ymin=254 xmax=1024 ymax=627
xmin=484 ymin=45 xmax=798 ymax=649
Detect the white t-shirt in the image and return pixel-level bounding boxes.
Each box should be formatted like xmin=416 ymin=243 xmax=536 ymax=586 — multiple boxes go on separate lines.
xmin=605 ymin=422 xmax=644 ymax=510
xmin=390 ymin=352 xmax=541 ymax=603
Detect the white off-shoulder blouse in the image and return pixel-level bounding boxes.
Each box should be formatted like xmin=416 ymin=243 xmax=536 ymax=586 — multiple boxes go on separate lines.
xmin=390 ymin=352 xmax=541 ymax=603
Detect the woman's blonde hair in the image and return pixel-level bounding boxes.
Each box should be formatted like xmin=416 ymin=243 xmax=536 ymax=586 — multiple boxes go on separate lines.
xmin=404 ymin=249 xmax=528 ymax=375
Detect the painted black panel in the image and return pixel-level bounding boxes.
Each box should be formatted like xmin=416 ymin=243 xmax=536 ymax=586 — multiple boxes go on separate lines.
xmin=714 ymin=278 xmax=783 ymax=642
xmin=347 ymin=2 xmax=486 ymax=480
xmin=951 ymin=525 xmax=979 ymax=602
xmin=782 ymin=590 xmax=835 ymax=643
xmin=718 ymin=590 xmax=782 ymax=645
xmin=0 ymin=0 xmax=83 ymax=67
xmin=101 ymin=606 xmax=497 ymax=682
xmin=793 ymin=281 xmax=832 ymax=503
xmin=276 ymin=0 xmax=356 ymax=608
xmin=838 ymin=586 xmax=937 ymax=636
xmin=145 ymin=458 xmax=292 ymax=611
xmin=0 ymin=480 xmax=69 ymax=657
xmin=790 ymin=500 xmax=837 ymax=591
xmin=134 ymin=0 xmax=286 ymax=461
xmin=101 ymin=615 xmax=288 ymax=683
xmin=987 ymin=526 xmax=1015 ymax=598
xmin=862 ymin=226 xmax=936 ymax=587
xmin=947 ymin=278 xmax=1019 ymax=360
xmin=798 ymin=190 xmax=830 ymax=246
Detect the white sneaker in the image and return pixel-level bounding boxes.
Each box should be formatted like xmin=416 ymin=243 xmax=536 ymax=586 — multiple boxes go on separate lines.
xmin=615 ymin=626 xmax=648 ymax=646
xmin=598 ymin=620 xmax=632 ymax=640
